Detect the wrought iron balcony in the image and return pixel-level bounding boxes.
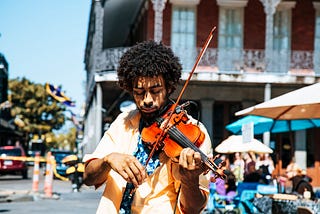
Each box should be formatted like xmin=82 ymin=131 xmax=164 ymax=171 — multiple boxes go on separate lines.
xmin=96 ymin=47 xmax=318 ymax=76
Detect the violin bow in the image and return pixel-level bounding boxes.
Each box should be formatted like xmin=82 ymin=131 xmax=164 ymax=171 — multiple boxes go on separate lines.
xmin=145 ymin=26 xmax=217 ymax=165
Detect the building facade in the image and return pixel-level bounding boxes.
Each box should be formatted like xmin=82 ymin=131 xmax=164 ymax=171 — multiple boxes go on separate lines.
xmin=0 ymin=53 xmax=23 ymax=146
xmin=82 ymin=0 xmax=320 ymax=185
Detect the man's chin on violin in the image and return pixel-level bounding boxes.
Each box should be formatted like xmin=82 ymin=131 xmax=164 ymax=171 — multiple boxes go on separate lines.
xmin=139 ymin=106 xmax=159 ymax=121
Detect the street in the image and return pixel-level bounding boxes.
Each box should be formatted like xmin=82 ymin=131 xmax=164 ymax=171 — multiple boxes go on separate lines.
xmin=0 ymin=167 xmax=103 ymax=214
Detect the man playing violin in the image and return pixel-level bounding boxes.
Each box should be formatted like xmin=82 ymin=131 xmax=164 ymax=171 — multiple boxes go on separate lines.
xmin=83 ymin=40 xmax=215 ymax=214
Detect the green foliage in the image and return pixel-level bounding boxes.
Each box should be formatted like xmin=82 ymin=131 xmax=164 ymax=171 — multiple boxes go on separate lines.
xmin=9 ymin=77 xmax=66 ymax=135
xmin=53 ymin=127 xmax=77 ymax=151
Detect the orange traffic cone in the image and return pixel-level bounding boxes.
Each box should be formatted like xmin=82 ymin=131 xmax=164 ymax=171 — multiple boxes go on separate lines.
xmin=44 ymin=151 xmax=53 ymax=197
xmin=32 ymin=152 xmax=40 ymax=192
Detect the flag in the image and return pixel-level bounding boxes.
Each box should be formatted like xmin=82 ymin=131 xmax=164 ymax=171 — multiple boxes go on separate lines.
xmin=68 ymin=110 xmax=79 ymax=126
xmin=45 ymin=83 xmax=75 ymax=107
xmin=67 ymin=110 xmax=81 ymax=130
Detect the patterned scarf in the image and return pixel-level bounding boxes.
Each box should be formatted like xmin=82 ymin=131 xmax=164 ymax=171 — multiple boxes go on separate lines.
xmin=119 ymin=134 xmax=160 ymax=214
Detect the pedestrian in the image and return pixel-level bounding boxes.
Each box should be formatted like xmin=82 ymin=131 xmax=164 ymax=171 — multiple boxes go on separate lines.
xmin=230 ymin=152 xmax=245 ymax=183
xmin=243 ymin=152 xmax=256 ymax=178
xmin=255 ymin=153 xmax=274 ymax=184
xmin=83 ymin=40 xmax=216 ymax=214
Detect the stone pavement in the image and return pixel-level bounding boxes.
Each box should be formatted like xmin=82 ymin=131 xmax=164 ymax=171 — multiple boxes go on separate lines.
xmin=0 ymin=189 xmax=62 ymax=203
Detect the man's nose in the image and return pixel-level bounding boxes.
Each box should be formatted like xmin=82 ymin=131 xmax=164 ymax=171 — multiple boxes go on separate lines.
xmin=143 ymin=92 xmax=153 ymax=107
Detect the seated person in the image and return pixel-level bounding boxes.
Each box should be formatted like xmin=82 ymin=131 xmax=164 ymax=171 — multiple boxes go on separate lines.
xmin=212 ymin=172 xmax=237 ymax=204
xmin=225 ymin=172 xmax=237 ymax=203
xmin=244 ymin=164 xmax=262 ymax=183
xmin=215 ymin=177 xmax=226 ymax=196
xmin=287 ymin=167 xmax=315 ymax=200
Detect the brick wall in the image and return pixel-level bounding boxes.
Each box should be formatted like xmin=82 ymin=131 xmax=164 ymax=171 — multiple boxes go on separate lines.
xmin=145 ymin=0 xmax=316 ymax=51
xmin=244 ymin=0 xmax=265 ymax=49
xmin=292 ymin=0 xmax=315 ymax=50
xmin=198 ymin=0 xmax=219 ymax=48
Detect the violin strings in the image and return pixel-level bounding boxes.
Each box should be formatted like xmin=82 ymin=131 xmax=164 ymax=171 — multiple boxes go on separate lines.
xmin=168 ymin=126 xmax=217 ymax=170
xmin=168 ymin=127 xmax=226 ymax=178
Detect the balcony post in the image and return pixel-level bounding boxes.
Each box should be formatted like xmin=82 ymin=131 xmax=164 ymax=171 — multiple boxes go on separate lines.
xmin=200 ymin=99 xmax=214 ymax=142
xmin=151 ymin=0 xmax=167 ymax=43
xmin=260 ymin=0 xmax=280 ymax=72
xmin=313 ymin=2 xmax=320 ymax=75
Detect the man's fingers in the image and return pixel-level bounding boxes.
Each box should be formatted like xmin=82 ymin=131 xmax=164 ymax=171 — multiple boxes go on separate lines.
xmin=179 ymin=148 xmax=200 ymax=170
xmin=179 ymin=148 xmax=188 ymax=168
xmin=193 ymin=152 xmax=202 ymax=168
xmin=129 ymin=162 xmax=145 ymax=185
xmin=133 ymin=159 xmax=147 ymax=179
xmin=186 ymin=149 xmax=196 ymax=168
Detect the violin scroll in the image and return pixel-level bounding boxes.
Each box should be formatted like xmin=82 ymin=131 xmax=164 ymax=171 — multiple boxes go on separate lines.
xmin=208 ymin=155 xmax=229 ymax=181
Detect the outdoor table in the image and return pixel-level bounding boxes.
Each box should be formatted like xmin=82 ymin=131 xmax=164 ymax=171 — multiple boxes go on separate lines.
xmin=253 ymin=193 xmax=320 ymax=214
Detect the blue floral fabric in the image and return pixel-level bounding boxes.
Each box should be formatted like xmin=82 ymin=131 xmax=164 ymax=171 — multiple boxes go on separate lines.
xmin=119 ymin=134 xmax=160 ymax=214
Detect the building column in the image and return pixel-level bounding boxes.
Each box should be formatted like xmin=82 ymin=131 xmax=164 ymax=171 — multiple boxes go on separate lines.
xmin=294 ymin=130 xmax=307 ymax=170
xmin=151 ymin=0 xmax=167 ymax=42
xmin=92 ymin=0 xmax=104 ymax=71
xmin=313 ymin=2 xmax=320 ymax=74
xmin=200 ymin=100 xmax=214 ymax=141
xmin=95 ymin=83 xmax=103 ymax=147
xmin=260 ymin=0 xmax=280 ymax=72
xmin=83 ymin=83 xmax=103 ymax=155
xmin=263 ymin=83 xmax=271 ymax=147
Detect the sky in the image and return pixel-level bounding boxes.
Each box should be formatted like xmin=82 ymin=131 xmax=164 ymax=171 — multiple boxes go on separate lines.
xmin=0 ymin=0 xmax=91 ymax=116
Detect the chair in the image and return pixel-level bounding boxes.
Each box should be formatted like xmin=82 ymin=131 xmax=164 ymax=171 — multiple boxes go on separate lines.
xmin=207 ymin=182 xmax=260 ymax=213
xmin=238 ymin=190 xmax=260 ymax=214
xmin=236 ymin=182 xmax=260 ymax=197
xmin=297 ymin=206 xmax=314 ymax=214
xmin=257 ymin=184 xmax=278 ymax=195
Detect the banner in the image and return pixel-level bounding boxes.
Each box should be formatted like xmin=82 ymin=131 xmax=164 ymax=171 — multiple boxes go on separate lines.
xmin=45 ymin=83 xmax=75 ymax=107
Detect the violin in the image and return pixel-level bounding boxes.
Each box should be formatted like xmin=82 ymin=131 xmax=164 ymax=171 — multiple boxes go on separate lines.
xmin=141 ymin=102 xmax=227 ymax=179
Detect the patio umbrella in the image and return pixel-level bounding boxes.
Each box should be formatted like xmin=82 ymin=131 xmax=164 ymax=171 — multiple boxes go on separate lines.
xmin=226 ymin=115 xmax=320 ymax=135
xmin=235 ymin=82 xmax=320 ymax=119
xmin=215 ymin=135 xmax=273 ymax=154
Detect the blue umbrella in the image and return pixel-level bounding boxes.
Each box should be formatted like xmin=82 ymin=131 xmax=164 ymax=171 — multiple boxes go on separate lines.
xmin=226 ymin=115 xmax=320 ymax=135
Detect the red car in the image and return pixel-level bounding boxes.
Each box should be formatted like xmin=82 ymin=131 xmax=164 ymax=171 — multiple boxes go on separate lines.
xmin=0 ymin=146 xmax=28 ymax=179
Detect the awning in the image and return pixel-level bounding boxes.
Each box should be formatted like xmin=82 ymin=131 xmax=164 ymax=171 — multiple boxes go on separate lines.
xmin=102 ymin=0 xmax=146 ymax=48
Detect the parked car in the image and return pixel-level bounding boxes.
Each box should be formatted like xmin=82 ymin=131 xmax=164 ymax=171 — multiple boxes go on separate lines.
xmin=50 ymin=150 xmax=73 ymax=177
xmin=0 ymin=145 xmax=28 ymax=179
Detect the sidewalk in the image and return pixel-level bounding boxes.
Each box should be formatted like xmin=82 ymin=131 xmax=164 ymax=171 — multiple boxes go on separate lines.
xmin=0 ymin=168 xmax=87 ymax=203
xmin=0 ymin=189 xmax=62 ymax=203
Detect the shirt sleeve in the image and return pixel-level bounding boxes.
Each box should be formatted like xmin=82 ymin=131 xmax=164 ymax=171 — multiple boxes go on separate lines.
xmin=82 ymin=112 xmax=129 ymax=163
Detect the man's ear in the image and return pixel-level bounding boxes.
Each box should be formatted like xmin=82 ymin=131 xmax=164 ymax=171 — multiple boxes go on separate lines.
xmin=167 ymin=86 xmax=173 ymax=95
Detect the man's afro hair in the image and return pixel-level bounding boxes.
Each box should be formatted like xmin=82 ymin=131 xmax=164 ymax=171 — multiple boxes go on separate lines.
xmin=117 ymin=40 xmax=182 ymax=94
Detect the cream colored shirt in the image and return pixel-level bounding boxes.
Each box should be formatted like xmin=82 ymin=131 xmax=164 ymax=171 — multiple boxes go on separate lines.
xmin=83 ymin=109 xmax=213 ymax=214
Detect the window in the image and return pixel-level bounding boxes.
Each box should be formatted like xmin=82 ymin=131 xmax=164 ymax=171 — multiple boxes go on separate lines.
xmin=272 ymin=8 xmax=292 ymax=73
xmin=171 ymin=6 xmax=196 ymax=49
xmin=218 ymin=7 xmax=244 ymax=71
xmin=171 ymin=5 xmax=196 ymax=70
xmin=218 ymin=8 xmax=243 ymax=49
xmin=314 ymin=9 xmax=320 ymax=73
xmin=315 ymin=10 xmax=320 ymax=49
xmin=273 ymin=10 xmax=291 ymax=50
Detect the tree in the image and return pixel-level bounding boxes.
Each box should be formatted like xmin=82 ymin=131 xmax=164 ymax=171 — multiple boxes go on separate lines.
xmin=53 ymin=127 xmax=77 ymax=151
xmin=9 ymin=77 xmax=67 ymax=145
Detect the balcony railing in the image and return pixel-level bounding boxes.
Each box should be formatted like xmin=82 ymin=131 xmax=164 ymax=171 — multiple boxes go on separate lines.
xmin=97 ymin=47 xmax=318 ymax=76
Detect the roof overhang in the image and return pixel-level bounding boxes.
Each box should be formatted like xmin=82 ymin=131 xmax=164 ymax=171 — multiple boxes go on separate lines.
xmin=102 ymin=0 xmax=146 ymax=48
